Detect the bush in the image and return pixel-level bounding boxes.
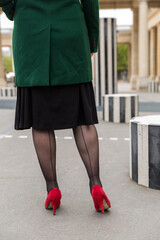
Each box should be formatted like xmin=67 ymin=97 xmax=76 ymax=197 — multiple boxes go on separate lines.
xmin=117 ymin=44 xmax=128 ymax=71
xmin=3 ymin=55 xmax=13 ymax=73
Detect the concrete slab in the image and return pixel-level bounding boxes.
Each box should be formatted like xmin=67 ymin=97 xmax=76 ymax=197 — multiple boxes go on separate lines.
xmin=0 ymin=107 xmax=160 ymax=240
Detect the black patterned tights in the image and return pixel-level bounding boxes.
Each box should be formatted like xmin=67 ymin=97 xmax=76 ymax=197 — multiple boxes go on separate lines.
xmin=32 ymin=125 xmax=102 ymax=194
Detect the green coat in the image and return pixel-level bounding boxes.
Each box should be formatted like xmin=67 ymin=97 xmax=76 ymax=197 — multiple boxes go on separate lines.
xmin=0 ymin=0 xmax=99 ymax=87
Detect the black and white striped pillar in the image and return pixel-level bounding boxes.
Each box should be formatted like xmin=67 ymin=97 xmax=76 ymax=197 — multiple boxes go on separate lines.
xmin=102 ymin=94 xmax=139 ymax=123
xmin=93 ymin=18 xmax=117 ymax=107
xmin=130 ymin=115 xmax=160 ymax=190
xmin=0 ymin=87 xmax=17 ymax=97
xmin=148 ymin=81 xmax=159 ymax=92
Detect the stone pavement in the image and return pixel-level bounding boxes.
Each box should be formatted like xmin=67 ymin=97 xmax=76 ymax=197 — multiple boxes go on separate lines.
xmin=0 ymin=83 xmax=160 ymax=240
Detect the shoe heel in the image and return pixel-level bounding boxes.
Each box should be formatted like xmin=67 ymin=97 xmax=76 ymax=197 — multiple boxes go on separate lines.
xmin=44 ymin=188 xmax=62 ymax=215
xmin=91 ymin=185 xmax=111 ymax=213
xmin=93 ymin=196 xmax=104 ymax=213
xmin=98 ymin=198 xmax=104 ymax=213
xmin=93 ymin=198 xmax=100 ymax=211
xmin=104 ymin=193 xmax=111 ymax=208
xmin=51 ymin=200 xmax=59 ymax=215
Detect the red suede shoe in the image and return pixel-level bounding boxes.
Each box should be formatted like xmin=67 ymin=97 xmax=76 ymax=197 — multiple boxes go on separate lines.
xmin=91 ymin=185 xmax=111 ymax=213
xmin=44 ymin=188 xmax=62 ymax=215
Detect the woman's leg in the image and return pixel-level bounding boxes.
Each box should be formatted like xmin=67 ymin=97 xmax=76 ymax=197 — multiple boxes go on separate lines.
xmin=32 ymin=128 xmax=59 ymax=193
xmin=72 ymin=124 xmax=102 ymax=193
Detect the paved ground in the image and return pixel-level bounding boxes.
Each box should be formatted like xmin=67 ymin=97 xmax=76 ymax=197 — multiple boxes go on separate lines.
xmin=0 ymin=83 xmax=160 ymax=240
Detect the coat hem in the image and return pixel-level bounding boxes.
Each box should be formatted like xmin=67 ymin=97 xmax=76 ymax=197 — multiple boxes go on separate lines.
xmin=14 ymin=68 xmax=93 ymax=87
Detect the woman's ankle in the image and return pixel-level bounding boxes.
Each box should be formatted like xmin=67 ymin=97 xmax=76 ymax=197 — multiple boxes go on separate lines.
xmin=47 ymin=182 xmax=59 ymax=193
xmin=89 ymin=176 xmax=103 ymax=193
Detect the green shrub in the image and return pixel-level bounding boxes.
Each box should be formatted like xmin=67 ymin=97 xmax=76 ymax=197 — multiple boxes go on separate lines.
xmin=117 ymin=44 xmax=128 ymax=71
xmin=3 ymin=55 xmax=13 ymax=73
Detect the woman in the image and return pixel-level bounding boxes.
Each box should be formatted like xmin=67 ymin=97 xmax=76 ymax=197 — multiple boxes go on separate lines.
xmin=0 ymin=0 xmax=111 ymax=215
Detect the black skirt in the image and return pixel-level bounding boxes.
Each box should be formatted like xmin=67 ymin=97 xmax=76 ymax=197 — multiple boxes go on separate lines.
xmin=14 ymin=81 xmax=99 ymax=130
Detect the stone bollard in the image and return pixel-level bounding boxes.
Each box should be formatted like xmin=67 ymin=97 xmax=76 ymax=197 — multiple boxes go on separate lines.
xmin=148 ymin=81 xmax=159 ymax=92
xmin=130 ymin=115 xmax=160 ymax=190
xmin=102 ymin=94 xmax=139 ymax=123
xmin=0 ymin=87 xmax=17 ymax=97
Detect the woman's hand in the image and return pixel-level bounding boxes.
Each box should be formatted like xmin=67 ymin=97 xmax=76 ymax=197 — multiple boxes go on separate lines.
xmin=91 ymin=53 xmax=94 ymax=57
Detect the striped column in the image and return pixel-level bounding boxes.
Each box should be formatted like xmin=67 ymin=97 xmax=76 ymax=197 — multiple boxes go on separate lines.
xmin=103 ymin=94 xmax=139 ymax=123
xmin=148 ymin=81 xmax=159 ymax=93
xmin=0 ymin=87 xmax=17 ymax=97
xmin=93 ymin=18 xmax=117 ymax=107
xmin=130 ymin=115 xmax=160 ymax=190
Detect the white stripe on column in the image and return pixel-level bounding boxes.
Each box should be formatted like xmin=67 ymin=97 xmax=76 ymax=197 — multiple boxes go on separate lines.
xmin=113 ymin=19 xmax=117 ymax=93
xmin=2 ymin=88 xmax=5 ymax=97
xmin=113 ymin=96 xmax=120 ymax=123
xmin=94 ymin=52 xmax=99 ymax=106
xmin=104 ymin=96 xmax=109 ymax=121
xmin=137 ymin=123 xmax=149 ymax=187
xmin=100 ymin=19 xmax=105 ymax=100
xmin=135 ymin=95 xmax=139 ymax=116
xmin=107 ymin=18 xmax=113 ymax=94
xmin=9 ymin=88 xmax=12 ymax=97
xmin=125 ymin=96 xmax=131 ymax=123
xmin=129 ymin=121 xmax=132 ymax=179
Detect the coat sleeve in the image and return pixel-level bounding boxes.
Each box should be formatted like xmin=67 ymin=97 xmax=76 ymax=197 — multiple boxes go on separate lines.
xmin=0 ymin=0 xmax=17 ymax=21
xmin=81 ymin=0 xmax=99 ymax=53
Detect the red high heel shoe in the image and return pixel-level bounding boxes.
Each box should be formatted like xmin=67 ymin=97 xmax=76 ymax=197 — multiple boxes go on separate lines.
xmin=44 ymin=188 xmax=62 ymax=215
xmin=91 ymin=185 xmax=111 ymax=213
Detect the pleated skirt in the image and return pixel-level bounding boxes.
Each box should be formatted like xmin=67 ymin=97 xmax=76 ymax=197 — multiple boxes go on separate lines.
xmin=14 ymin=81 xmax=99 ymax=130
